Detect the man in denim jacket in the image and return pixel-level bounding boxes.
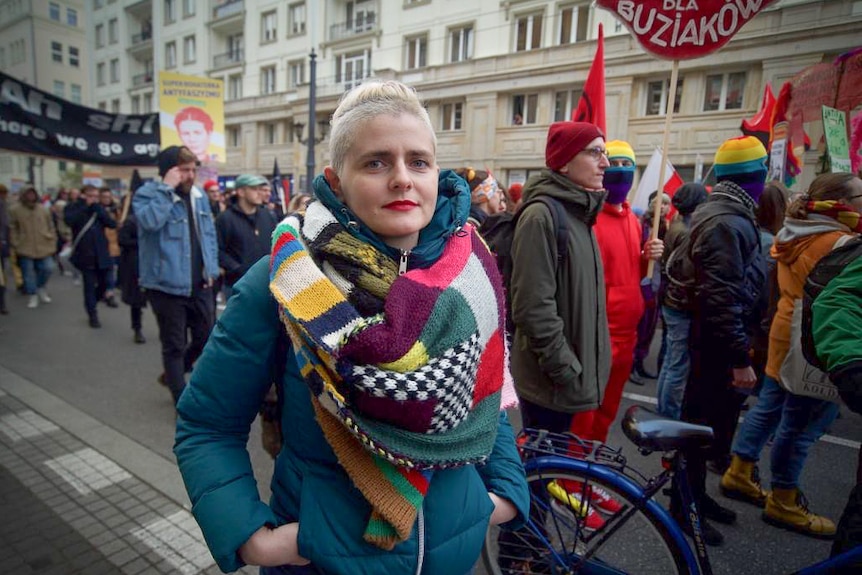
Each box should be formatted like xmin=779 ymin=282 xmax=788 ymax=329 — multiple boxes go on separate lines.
xmin=133 ymin=145 xmax=219 ymax=405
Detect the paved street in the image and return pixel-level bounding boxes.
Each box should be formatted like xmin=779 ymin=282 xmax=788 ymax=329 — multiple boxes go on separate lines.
xmin=0 ymin=271 xmax=859 ymax=574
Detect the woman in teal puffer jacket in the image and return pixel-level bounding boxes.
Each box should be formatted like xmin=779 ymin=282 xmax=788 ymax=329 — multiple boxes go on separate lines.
xmin=174 ymin=80 xmax=529 ymax=575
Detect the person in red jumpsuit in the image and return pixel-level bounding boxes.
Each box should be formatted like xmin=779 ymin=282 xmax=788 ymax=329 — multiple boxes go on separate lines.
xmin=565 ymin=141 xmax=663 ymax=520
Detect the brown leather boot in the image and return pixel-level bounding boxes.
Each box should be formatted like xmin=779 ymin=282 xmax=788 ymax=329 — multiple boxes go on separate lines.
xmin=763 ymin=487 xmax=836 ymax=539
xmin=720 ymin=455 xmax=768 ymax=507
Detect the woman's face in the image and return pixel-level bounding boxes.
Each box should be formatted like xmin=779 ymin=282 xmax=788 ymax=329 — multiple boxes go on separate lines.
xmin=324 ymin=113 xmax=439 ymax=251
xmin=178 ymin=119 xmax=210 ymax=160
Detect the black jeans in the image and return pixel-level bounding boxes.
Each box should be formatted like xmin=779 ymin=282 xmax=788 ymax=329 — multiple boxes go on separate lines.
xmin=81 ymin=268 xmax=109 ymax=318
xmin=130 ymin=305 xmax=143 ymax=331
xmin=148 ymin=288 xmax=214 ymax=405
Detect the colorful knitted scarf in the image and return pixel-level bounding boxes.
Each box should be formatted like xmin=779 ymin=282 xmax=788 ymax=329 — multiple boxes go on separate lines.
xmin=269 ymin=200 xmax=513 ymax=550
xmin=806 ymin=199 xmax=862 ymax=233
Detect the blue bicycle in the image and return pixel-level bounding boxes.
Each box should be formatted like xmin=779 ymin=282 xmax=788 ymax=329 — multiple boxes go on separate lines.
xmin=482 ymin=405 xmax=862 ymax=574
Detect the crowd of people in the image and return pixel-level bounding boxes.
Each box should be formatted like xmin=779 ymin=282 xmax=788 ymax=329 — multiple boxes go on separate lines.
xmin=0 ymin=79 xmax=859 ymax=574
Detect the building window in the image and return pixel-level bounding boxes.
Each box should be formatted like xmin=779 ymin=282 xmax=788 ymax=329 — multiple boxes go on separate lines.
xmin=346 ymin=0 xmax=375 ymax=33
xmin=11 ymin=40 xmax=27 ymax=65
xmin=646 ymin=77 xmax=683 ymax=116
xmin=703 ymin=72 xmax=746 ymax=112
xmin=98 ymin=101 xmax=107 ymax=111
xmin=164 ymin=0 xmax=176 ymax=24
xmin=53 ymin=80 xmax=65 ymax=98
xmin=262 ymin=123 xmax=277 ymax=145
xmin=288 ymin=2 xmax=306 ymax=36
xmin=262 ymin=11 xmax=277 ymax=43
xmin=165 ymin=42 xmax=177 ymax=69
xmin=97 ymin=63 xmax=106 ymax=86
xmin=183 ymin=0 xmax=195 ymax=18
xmin=228 ymin=74 xmax=242 ymax=100
xmin=554 ymin=89 xmax=582 ymax=122
xmin=405 ymin=35 xmax=427 ymax=70
xmin=559 ymin=4 xmax=589 ymax=44
xmin=131 ymin=95 xmax=140 ymax=113
xmin=51 ymin=41 xmax=63 ymax=63
xmin=96 ymin=24 xmax=105 ymax=48
xmin=449 ymin=25 xmax=473 ymax=63
xmin=70 ymin=84 xmax=82 ymax=103
xmin=109 ymin=18 xmax=118 ymax=44
xmin=111 ymin=99 xmax=120 ymax=113
xmin=49 ymin=2 xmax=60 ymax=20
xmin=183 ymin=35 xmax=196 ymax=63
xmin=261 ymin=65 xmax=276 ymax=94
xmin=228 ymin=33 xmax=244 ymax=60
xmin=335 ymin=50 xmax=370 ymax=90
xmin=69 ymin=46 xmax=79 ymax=67
xmin=512 ymin=93 xmax=539 ymax=125
xmin=515 ymin=11 xmax=543 ymax=52
xmin=228 ymin=126 xmax=241 ymax=147
xmin=67 ymin=8 xmax=78 ymax=26
xmin=144 ymin=93 xmax=153 ymax=113
xmin=0 ymin=47 xmax=5 ymax=69
xmin=288 ymin=60 xmax=305 ymax=88
xmin=110 ymin=59 xmax=120 ymax=83
xmin=94 ymin=0 xmax=103 ymax=8
xmin=441 ymin=102 xmax=463 ymax=131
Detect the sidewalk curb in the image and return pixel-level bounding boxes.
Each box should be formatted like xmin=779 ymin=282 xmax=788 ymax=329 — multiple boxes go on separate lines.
xmin=0 ymin=363 xmax=191 ymax=509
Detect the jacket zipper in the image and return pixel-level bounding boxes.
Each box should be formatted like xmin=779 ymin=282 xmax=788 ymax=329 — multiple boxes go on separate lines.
xmin=399 ymin=249 xmax=411 ymax=275
xmin=414 ymin=506 xmax=425 ymax=575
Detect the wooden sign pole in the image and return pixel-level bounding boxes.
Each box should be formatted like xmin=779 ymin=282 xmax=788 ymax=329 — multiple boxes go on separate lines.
xmin=646 ymin=59 xmax=680 ymax=279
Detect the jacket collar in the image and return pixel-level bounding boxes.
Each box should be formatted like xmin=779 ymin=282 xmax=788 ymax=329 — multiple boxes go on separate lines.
xmin=522 ymin=168 xmax=607 ymax=226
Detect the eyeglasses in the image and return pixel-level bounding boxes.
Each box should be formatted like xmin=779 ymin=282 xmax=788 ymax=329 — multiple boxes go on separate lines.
xmin=580 ymin=147 xmax=609 ymax=161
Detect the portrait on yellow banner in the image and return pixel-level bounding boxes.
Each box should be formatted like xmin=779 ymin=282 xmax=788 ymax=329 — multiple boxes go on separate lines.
xmin=158 ymin=71 xmax=225 ymax=164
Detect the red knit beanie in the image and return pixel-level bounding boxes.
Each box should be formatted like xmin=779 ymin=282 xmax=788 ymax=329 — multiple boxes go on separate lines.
xmin=508 ymin=182 xmax=523 ymax=204
xmin=545 ymin=122 xmax=604 ymax=171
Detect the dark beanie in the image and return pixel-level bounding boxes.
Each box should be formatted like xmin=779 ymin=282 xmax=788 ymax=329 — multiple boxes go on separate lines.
xmin=158 ymin=145 xmax=185 ymax=177
xmin=672 ymin=183 xmax=709 ymax=216
xmin=545 ymin=122 xmax=604 ymax=171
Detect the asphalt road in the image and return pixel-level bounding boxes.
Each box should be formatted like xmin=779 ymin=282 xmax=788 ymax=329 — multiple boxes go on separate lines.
xmin=1 ymin=272 xmax=859 ymax=575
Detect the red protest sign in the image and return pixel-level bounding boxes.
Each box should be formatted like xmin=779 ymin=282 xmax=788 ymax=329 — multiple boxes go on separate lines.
xmin=596 ymin=0 xmax=778 ymax=60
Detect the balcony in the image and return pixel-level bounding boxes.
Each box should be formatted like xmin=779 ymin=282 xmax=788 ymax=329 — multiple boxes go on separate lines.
xmin=212 ymin=0 xmax=243 ymax=21
xmin=132 ymin=73 xmax=154 ymax=88
xmin=328 ymin=13 xmax=377 ymax=42
xmin=212 ymin=50 xmax=243 ymax=70
xmin=131 ymin=29 xmax=152 ymax=45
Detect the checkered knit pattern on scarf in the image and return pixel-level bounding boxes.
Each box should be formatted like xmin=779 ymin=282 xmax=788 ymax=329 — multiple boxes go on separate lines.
xmin=269 ymin=200 xmax=510 ymax=550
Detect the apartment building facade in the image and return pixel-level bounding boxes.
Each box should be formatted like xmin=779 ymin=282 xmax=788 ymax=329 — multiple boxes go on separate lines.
xmin=1 ymin=0 xmax=88 ymax=190
xmin=7 ymin=0 xmax=862 ymax=193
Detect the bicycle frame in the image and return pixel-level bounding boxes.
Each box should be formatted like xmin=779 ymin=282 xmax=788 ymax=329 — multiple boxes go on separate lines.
xmin=522 ymin=453 xmax=709 ymax=575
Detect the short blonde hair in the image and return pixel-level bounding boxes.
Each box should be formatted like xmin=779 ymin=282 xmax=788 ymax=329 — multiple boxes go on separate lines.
xmin=328 ymin=80 xmax=435 ymax=174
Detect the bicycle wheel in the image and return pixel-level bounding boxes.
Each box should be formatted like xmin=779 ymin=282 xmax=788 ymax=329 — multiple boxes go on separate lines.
xmin=482 ymin=465 xmax=693 ymax=575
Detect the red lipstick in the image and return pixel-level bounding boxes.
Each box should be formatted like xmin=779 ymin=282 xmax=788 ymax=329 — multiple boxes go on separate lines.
xmin=383 ymin=200 xmax=418 ymax=211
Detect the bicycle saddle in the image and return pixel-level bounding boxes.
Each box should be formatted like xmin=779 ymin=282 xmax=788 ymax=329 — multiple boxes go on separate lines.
xmin=621 ymin=405 xmax=714 ymax=452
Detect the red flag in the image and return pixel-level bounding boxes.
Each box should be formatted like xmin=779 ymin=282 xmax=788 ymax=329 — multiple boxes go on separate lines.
xmin=770 ymin=81 xmax=803 ymax=186
xmin=573 ymin=23 xmax=605 ymax=134
xmin=741 ymin=83 xmax=776 ymax=150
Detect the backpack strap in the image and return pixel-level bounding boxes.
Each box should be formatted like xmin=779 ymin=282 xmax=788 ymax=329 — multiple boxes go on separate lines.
xmin=523 ymin=196 xmax=569 ymax=265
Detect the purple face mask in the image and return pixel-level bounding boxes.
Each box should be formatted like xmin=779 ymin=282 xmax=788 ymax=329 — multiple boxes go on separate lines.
xmin=603 ymin=170 xmax=634 ymax=205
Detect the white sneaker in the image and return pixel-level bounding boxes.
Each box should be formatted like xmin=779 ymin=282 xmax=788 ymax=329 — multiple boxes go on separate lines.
xmin=37 ymin=288 xmax=52 ymax=303
xmin=27 ymin=295 xmax=39 ymax=309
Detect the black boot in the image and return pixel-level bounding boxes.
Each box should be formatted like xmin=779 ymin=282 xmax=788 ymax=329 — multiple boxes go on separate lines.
xmin=701 ymin=494 xmax=737 ymax=525
xmin=89 ymin=315 xmax=101 ymax=328
xmin=0 ymin=286 xmax=8 ymax=315
xmin=630 ymin=359 xmax=657 ymax=384
xmin=134 ymin=329 xmax=146 ymax=344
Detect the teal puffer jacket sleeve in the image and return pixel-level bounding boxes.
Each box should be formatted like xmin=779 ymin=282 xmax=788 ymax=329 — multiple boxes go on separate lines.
xmin=479 ymin=411 xmax=530 ymax=530
xmin=174 ymin=257 xmax=281 ymax=572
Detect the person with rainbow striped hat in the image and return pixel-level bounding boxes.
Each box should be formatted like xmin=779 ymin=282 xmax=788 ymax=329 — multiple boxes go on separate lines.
xmin=669 ymin=135 xmax=769 ymax=546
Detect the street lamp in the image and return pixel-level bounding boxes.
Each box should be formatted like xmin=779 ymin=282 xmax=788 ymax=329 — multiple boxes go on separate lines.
xmin=291 ymin=49 xmax=329 ymax=195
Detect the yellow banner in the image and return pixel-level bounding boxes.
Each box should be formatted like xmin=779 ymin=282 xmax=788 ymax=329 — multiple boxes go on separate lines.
xmin=158 ymin=71 xmax=225 ymax=164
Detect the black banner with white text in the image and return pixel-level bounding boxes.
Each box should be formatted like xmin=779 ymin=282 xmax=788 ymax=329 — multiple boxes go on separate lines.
xmin=0 ymin=71 xmax=159 ymax=166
